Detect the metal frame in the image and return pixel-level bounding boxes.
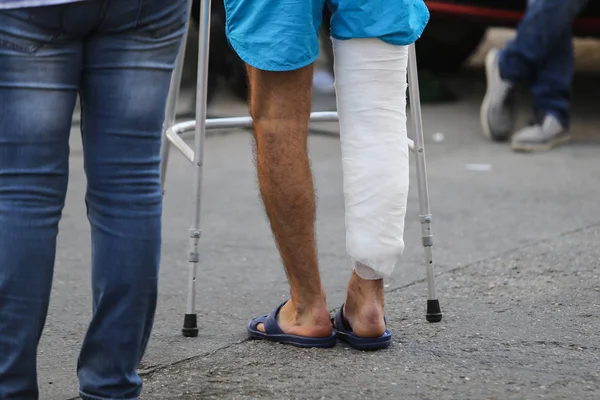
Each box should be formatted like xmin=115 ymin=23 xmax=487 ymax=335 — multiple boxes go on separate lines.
xmin=160 ymin=0 xmax=442 ymax=338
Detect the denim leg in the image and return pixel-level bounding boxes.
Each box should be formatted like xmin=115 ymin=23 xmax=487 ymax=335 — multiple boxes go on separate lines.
xmin=498 ymin=0 xmax=588 ymax=84
xmin=75 ymin=1 xmax=188 ymax=399
xmin=528 ymin=0 xmax=588 ymax=127
xmin=0 ymin=7 xmax=82 ymax=399
xmin=529 ymin=25 xmax=574 ymax=127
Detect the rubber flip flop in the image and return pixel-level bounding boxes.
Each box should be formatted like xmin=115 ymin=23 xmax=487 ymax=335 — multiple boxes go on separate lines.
xmin=247 ymin=301 xmax=337 ymax=348
xmin=332 ymin=304 xmax=391 ymax=350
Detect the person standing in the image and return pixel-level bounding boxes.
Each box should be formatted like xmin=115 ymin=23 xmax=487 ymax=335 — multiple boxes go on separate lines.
xmin=222 ymin=0 xmax=429 ymax=349
xmin=0 ymin=1 xmax=187 ymax=398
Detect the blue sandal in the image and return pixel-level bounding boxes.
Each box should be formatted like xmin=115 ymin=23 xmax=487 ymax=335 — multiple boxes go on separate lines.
xmin=333 ymin=304 xmax=392 ymax=350
xmin=247 ymin=301 xmax=337 ymax=348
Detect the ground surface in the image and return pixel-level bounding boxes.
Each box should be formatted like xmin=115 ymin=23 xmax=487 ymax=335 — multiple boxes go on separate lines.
xmin=37 ymin=29 xmax=600 ymax=399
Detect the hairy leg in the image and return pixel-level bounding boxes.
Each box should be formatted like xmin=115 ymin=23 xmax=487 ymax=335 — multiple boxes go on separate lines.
xmin=246 ymin=64 xmax=331 ymax=337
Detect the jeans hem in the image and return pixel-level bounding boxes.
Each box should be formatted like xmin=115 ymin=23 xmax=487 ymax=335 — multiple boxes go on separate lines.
xmin=79 ymin=390 xmax=139 ymax=400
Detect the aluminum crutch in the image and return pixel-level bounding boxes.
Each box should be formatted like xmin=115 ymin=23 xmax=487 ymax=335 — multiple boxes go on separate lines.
xmin=407 ymin=44 xmax=442 ymax=323
xmin=160 ymin=0 xmax=206 ymax=337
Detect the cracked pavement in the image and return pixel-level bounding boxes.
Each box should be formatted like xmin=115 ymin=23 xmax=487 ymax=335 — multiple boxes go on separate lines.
xmin=140 ymin=224 xmax=600 ymax=400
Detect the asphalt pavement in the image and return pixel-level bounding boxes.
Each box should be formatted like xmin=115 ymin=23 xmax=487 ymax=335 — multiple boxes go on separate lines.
xmin=38 ymin=30 xmax=600 ymax=399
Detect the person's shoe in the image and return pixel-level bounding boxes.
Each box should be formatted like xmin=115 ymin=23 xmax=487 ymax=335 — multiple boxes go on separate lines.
xmin=480 ymin=48 xmax=516 ymax=141
xmin=511 ymin=114 xmax=570 ymax=152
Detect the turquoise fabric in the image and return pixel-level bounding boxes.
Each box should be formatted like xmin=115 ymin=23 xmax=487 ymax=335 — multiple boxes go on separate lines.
xmin=224 ymin=0 xmax=429 ymax=71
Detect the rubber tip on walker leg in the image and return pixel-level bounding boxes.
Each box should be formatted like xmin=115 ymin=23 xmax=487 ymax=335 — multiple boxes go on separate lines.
xmin=426 ymin=299 xmax=442 ymax=323
xmin=182 ymin=313 xmax=199 ymax=337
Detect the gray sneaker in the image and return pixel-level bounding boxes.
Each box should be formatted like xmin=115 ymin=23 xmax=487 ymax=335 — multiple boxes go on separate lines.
xmin=480 ymin=48 xmax=516 ymax=141
xmin=511 ymin=114 xmax=571 ymax=152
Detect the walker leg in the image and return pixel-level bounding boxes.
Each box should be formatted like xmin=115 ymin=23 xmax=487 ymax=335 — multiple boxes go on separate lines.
xmin=160 ymin=123 xmax=172 ymax=194
xmin=182 ymin=0 xmax=212 ymax=337
xmin=407 ymin=43 xmax=442 ymax=323
xmin=161 ymin=0 xmax=193 ymax=192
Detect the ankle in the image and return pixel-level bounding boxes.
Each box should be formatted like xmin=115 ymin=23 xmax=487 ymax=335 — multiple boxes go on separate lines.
xmin=346 ymin=271 xmax=385 ymax=306
xmin=290 ymin=286 xmax=327 ymax=312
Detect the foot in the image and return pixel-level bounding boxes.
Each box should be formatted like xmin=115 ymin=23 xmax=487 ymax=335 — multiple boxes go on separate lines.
xmin=336 ymin=271 xmax=387 ymax=338
xmin=255 ymin=298 xmax=332 ymax=338
xmin=480 ymin=48 xmax=516 ymax=141
xmin=511 ymin=114 xmax=570 ymax=152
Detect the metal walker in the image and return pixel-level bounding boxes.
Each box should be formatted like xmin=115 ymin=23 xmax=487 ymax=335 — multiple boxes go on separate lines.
xmin=160 ymin=0 xmax=443 ymax=337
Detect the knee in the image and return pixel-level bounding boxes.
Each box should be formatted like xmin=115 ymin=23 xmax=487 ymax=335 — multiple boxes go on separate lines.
xmin=85 ymin=162 xmax=162 ymax=222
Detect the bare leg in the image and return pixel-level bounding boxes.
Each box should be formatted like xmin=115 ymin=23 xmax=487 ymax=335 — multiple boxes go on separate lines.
xmin=246 ymin=64 xmax=331 ymax=338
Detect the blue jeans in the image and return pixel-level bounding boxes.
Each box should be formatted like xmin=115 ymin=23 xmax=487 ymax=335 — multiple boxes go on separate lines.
xmin=0 ymin=1 xmax=187 ymax=399
xmin=499 ymin=0 xmax=588 ymax=127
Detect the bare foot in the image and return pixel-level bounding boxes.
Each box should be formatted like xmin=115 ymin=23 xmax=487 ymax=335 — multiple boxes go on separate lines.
xmin=338 ymin=270 xmax=387 ymax=338
xmin=256 ymin=298 xmax=333 ymax=338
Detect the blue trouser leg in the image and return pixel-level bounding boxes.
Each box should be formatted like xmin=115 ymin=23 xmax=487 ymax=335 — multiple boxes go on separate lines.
xmin=528 ymin=21 xmax=574 ymax=127
xmin=498 ymin=0 xmax=588 ymax=127
xmin=0 ymin=7 xmax=81 ymax=399
xmin=76 ymin=2 xmax=187 ymax=399
xmin=0 ymin=1 xmax=187 ymax=399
